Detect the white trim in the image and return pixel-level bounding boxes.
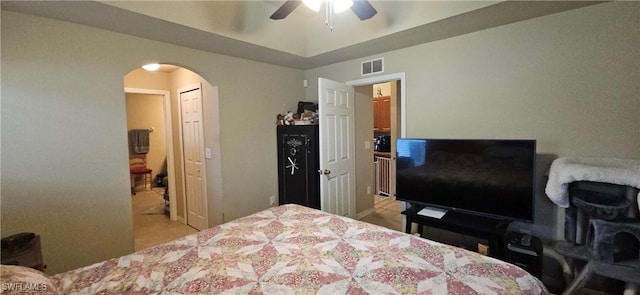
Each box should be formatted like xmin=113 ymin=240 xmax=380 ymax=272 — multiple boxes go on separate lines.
xmin=124 ymin=88 xmax=180 ymax=223
xmin=175 ymin=87 xmax=187 ymax=225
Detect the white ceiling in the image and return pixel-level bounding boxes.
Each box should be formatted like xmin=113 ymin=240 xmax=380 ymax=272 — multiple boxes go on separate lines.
xmin=1 ymin=1 xmax=602 ymax=70
xmin=100 ymin=1 xmax=500 ymax=57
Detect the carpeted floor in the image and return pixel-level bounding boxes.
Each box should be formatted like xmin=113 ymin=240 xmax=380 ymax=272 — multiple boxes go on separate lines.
xmin=358 ymin=199 xmax=403 ymax=232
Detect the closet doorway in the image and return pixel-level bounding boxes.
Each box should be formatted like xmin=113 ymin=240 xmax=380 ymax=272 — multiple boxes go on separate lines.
xmin=178 ymin=84 xmax=208 ymax=230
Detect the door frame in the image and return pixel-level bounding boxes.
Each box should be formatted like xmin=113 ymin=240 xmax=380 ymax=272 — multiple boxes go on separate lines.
xmin=124 ymin=87 xmax=180 ymax=222
xmin=346 ymin=72 xmax=406 ymax=138
xmin=346 ymin=72 xmax=407 ymax=223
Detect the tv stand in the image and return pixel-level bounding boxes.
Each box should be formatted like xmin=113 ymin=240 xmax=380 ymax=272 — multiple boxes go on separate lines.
xmin=402 ymin=205 xmax=511 ymax=259
xmin=416 ymin=206 xmax=448 ymax=219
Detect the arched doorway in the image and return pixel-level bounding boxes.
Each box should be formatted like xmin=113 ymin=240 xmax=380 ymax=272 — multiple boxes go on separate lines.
xmin=123 ymin=64 xmax=223 ymax=249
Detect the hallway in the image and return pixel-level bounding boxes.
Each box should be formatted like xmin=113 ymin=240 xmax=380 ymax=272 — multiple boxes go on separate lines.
xmin=131 ymin=188 xmax=198 ymax=251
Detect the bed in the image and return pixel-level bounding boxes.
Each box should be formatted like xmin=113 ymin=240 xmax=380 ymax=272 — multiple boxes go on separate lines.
xmin=3 ymin=204 xmax=548 ymax=294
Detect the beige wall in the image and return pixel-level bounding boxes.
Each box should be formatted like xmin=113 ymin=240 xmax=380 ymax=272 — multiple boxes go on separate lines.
xmin=354 ymin=86 xmax=375 ymax=214
xmin=1 ymin=11 xmax=303 ymax=274
xmin=373 ymin=82 xmax=391 ymax=98
xmin=2 ymin=1 xmax=637 ymax=275
xmin=125 ymin=93 xmax=167 ymax=191
xmin=305 ymin=2 xmax=640 ymax=240
xmin=124 ymin=69 xmax=172 ymax=90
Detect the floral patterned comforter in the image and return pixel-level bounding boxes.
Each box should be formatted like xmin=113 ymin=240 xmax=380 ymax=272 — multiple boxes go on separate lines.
xmin=51 ymin=204 xmax=548 ymax=294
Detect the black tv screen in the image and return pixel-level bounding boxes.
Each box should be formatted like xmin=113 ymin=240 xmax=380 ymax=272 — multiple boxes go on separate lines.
xmin=396 ymin=138 xmax=536 ymax=222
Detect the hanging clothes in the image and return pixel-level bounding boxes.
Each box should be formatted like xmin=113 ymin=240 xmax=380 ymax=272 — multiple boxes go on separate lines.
xmin=129 ymin=129 xmax=150 ymax=154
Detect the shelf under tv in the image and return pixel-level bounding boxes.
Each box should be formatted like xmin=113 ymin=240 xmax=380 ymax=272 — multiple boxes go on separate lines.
xmin=402 ymin=204 xmax=511 ymax=259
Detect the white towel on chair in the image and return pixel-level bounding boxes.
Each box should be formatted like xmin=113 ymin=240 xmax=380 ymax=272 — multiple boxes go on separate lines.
xmin=545 ymin=157 xmax=640 ymax=209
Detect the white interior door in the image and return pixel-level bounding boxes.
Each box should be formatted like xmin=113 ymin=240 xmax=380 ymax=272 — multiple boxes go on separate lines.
xmin=318 ymin=78 xmax=356 ymax=218
xmin=180 ymin=86 xmax=208 ymax=230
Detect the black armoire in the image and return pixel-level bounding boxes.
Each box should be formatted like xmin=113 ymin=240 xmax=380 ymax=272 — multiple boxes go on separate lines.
xmin=277 ymin=125 xmax=320 ymax=209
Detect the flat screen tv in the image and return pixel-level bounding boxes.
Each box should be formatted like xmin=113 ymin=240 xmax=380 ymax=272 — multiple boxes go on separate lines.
xmin=396 ymin=138 xmax=536 ymax=222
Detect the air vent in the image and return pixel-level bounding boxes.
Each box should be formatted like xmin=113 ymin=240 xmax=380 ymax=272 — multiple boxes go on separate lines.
xmin=361 ymin=58 xmax=384 ymax=76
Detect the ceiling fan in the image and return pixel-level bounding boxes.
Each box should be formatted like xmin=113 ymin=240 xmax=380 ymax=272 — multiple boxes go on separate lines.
xmin=270 ymin=0 xmax=377 ymax=21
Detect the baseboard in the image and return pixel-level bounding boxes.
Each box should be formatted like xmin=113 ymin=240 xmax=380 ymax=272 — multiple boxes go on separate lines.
xmin=357 ymin=207 xmax=376 ymax=219
xmin=375 ymin=195 xmax=396 ymax=207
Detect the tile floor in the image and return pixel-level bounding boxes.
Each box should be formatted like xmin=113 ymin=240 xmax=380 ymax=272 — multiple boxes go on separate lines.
xmin=132 ymin=190 xmax=404 ymax=251
xmin=131 ymin=188 xmax=198 ymax=251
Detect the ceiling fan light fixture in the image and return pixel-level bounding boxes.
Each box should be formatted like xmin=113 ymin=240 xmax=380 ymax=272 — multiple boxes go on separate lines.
xmin=142 ymin=63 xmax=160 ymax=71
xmin=303 ymin=0 xmax=321 ymax=12
xmin=332 ymin=0 xmax=353 ymax=13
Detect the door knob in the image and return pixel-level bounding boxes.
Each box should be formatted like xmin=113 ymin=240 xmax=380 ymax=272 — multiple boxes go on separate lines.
xmin=318 ymin=169 xmax=331 ymax=175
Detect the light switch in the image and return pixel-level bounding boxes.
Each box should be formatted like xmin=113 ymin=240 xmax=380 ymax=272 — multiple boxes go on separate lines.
xmin=205 ymin=148 xmax=212 ymax=159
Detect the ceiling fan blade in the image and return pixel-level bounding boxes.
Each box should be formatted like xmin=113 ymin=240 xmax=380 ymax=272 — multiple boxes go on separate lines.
xmin=270 ymin=0 xmax=303 ymax=20
xmin=351 ymin=0 xmax=377 ymax=20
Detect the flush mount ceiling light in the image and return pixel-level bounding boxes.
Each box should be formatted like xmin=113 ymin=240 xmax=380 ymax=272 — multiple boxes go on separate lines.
xmin=270 ymin=0 xmax=376 ymax=31
xmin=142 ymin=63 xmax=160 ymax=71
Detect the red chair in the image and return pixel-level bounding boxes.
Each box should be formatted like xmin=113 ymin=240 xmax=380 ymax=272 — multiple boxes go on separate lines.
xmin=130 ymin=157 xmax=152 ymax=195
